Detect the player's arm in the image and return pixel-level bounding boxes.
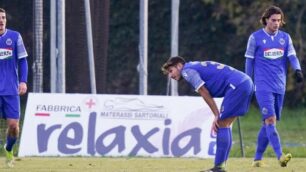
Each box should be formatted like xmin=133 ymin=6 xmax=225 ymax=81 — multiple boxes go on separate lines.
xmin=18 ymin=58 xmax=28 ymax=95
xmin=287 ymin=35 xmax=303 ymax=83
xmin=244 ymin=35 xmax=256 ymax=79
xmin=245 ymin=58 xmax=254 ymax=78
xmin=182 ymin=68 xmax=220 ymax=131
xmin=181 ymin=68 xmax=219 ymax=117
xmin=198 ymin=86 xmax=220 ymax=132
xmin=17 ymin=33 xmax=29 ymax=95
xmin=198 ymin=86 xmax=220 ymax=117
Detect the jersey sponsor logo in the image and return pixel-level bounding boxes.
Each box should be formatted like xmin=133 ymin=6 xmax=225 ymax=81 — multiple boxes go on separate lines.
xmin=0 ymin=48 xmax=13 ymax=59
xmin=263 ymin=48 xmax=284 ymax=59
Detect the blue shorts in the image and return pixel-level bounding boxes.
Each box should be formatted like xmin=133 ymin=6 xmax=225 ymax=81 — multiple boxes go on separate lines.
xmin=0 ymin=95 xmax=20 ymax=119
xmin=219 ymin=79 xmax=254 ymax=119
xmin=255 ymin=91 xmax=284 ymax=121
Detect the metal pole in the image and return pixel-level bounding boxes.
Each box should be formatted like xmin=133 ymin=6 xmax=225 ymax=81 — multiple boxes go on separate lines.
xmin=139 ymin=0 xmax=148 ymax=95
xmin=33 ymin=0 xmax=43 ymax=92
xmin=84 ymin=0 xmax=97 ymax=94
xmin=50 ymin=0 xmax=56 ymax=92
xmin=170 ymin=0 xmax=179 ymax=96
xmin=57 ymin=0 xmax=66 ymax=93
xmin=237 ymin=117 xmax=245 ymax=157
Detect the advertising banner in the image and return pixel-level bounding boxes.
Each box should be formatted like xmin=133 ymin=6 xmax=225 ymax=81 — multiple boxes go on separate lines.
xmin=19 ymin=93 xmax=222 ymax=158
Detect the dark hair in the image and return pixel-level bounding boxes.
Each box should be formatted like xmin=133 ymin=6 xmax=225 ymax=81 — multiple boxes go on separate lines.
xmin=0 ymin=8 xmax=6 ymax=13
xmin=161 ymin=56 xmax=186 ymax=74
xmin=260 ymin=6 xmax=285 ymax=26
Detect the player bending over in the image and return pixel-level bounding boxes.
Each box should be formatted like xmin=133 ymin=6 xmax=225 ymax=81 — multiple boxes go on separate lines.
xmin=162 ymin=56 xmax=254 ymax=172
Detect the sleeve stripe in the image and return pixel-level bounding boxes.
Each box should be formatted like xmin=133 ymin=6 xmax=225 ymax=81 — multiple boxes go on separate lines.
xmin=287 ymin=52 xmax=296 ymax=57
xmin=195 ymin=81 xmax=205 ymax=92
xmin=245 ymin=55 xmax=254 ymax=59
xmin=18 ymin=53 xmax=28 ymax=59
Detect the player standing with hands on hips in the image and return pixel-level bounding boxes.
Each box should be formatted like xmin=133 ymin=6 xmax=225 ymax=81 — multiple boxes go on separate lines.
xmin=0 ymin=8 xmax=28 ymax=168
xmin=162 ymin=56 xmax=254 ymax=172
xmin=245 ymin=5 xmax=304 ymax=167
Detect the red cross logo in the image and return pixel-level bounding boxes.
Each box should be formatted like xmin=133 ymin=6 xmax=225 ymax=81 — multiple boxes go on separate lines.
xmin=86 ymin=98 xmax=96 ymax=109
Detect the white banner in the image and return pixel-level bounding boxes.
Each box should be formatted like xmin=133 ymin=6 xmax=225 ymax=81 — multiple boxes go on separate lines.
xmin=19 ymin=93 xmax=222 ymax=158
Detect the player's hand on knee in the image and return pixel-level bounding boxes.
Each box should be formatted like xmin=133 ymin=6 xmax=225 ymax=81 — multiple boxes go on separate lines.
xmin=295 ymin=69 xmax=304 ymax=83
xmin=211 ymin=116 xmax=219 ymax=133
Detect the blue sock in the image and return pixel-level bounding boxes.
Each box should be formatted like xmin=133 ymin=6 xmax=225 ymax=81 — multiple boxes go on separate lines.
xmin=215 ymin=128 xmax=231 ymax=166
xmin=224 ymin=128 xmax=232 ymax=162
xmin=254 ymin=125 xmax=269 ymax=160
xmin=6 ymin=136 xmax=17 ymax=152
xmin=265 ymin=124 xmax=282 ymax=159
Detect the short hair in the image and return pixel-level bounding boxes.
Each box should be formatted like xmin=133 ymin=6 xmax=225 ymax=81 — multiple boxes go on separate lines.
xmin=260 ymin=5 xmax=285 ymax=26
xmin=161 ymin=56 xmax=186 ymax=74
xmin=0 ymin=8 xmax=6 ymax=13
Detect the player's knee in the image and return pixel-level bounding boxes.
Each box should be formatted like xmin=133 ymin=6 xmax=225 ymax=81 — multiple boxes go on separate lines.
xmin=218 ymin=116 xmax=236 ymax=127
xmin=8 ymin=123 xmax=19 ymax=137
xmin=264 ymin=116 xmax=276 ymax=125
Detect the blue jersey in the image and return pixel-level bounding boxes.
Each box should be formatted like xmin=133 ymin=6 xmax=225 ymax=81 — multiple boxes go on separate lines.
xmin=0 ymin=29 xmax=28 ymax=95
xmin=182 ymin=61 xmax=249 ymax=97
xmin=245 ymin=28 xmax=297 ymax=93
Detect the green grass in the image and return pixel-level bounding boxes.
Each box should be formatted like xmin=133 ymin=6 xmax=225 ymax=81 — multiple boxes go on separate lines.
xmin=231 ymin=106 xmax=306 ymax=158
xmin=0 ymin=157 xmax=304 ymax=172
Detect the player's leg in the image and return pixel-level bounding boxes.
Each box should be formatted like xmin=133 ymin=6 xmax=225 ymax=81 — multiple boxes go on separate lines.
xmin=220 ymin=79 xmax=254 ymax=163
xmin=214 ymin=116 xmax=236 ymax=168
xmin=256 ymin=92 xmax=287 ymax=164
xmin=253 ymin=91 xmax=269 ymax=166
xmin=200 ymin=117 xmax=235 ymax=172
xmin=264 ymin=93 xmax=284 ymax=160
xmin=3 ymin=95 xmax=20 ymax=167
xmin=252 ymin=122 xmax=269 ymax=167
xmin=273 ymin=93 xmax=292 ymax=167
xmin=252 ymin=91 xmax=275 ymax=166
xmin=265 ymin=116 xmax=282 ymax=158
xmin=210 ymin=79 xmax=253 ymax=171
xmin=5 ymin=119 xmax=19 ymax=152
xmin=200 ymin=97 xmax=236 ymax=172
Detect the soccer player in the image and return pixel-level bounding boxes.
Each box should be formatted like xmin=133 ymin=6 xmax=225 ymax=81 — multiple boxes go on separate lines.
xmin=0 ymin=8 xmax=28 ymax=167
xmin=162 ymin=56 xmax=254 ymax=172
xmin=245 ymin=5 xmax=303 ymax=167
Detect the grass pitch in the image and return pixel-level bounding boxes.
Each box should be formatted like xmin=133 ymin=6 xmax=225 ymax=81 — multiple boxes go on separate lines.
xmin=0 ymin=157 xmax=304 ymax=172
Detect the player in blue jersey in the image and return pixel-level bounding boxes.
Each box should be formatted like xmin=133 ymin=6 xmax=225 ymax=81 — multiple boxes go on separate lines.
xmin=162 ymin=56 xmax=254 ymax=172
xmin=245 ymin=5 xmax=303 ymax=168
xmin=0 ymin=8 xmax=28 ymax=168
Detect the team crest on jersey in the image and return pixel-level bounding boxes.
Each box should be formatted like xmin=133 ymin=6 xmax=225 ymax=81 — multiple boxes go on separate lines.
xmin=6 ymin=38 xmax=12 ymax=46
xmin=263 ymin=48 xmax=284 ymax=59
xmin=262 ymin=107 xmax=268 ymax=115
xmin=262 ymin=39 xmax=266 ymax=44
xmin=279 ymin=38 xmax=285 ymax=45
xmin=0 ymin=48 xmax=13 ymax=59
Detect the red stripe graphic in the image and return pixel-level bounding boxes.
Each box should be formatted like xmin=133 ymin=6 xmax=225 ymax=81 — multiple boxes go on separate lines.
xmin=35 ymin=113 xmax=50 ymax=117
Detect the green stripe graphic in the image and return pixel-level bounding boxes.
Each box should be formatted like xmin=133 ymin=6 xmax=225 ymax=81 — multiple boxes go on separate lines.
xmin=66 ymin=114 xmax=80 ymax=118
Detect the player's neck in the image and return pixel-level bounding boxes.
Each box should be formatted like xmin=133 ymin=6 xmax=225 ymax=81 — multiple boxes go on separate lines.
xmin=264 ymin=27 xmax=277 ymax=35
xmin=0 ymin=29 xmax=5 ymax=36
